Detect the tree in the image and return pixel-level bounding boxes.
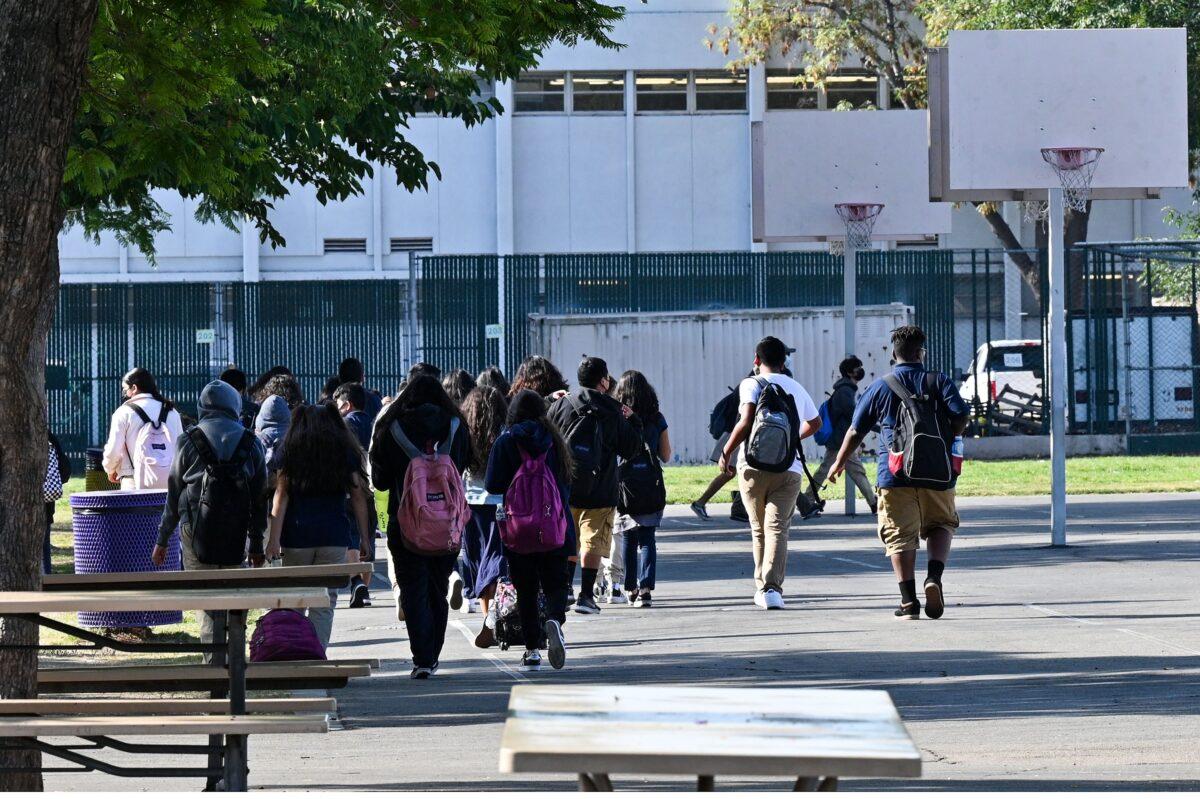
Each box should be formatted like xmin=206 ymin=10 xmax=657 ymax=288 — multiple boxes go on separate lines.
xmin=714 ymin=0 xmax=1200 ymax=302
xmin=0 ymin=0 xmax=621 ymax=787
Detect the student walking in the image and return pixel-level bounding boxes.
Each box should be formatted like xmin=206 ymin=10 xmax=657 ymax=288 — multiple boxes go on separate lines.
xmin=485 ymin=389 xmax=573 ymax=671
xmin=691 ymin=379 xmax=743 ymax=522
xmin=828 ymin=325 xmax=969 ymax=620
xmin=219 ymin=367 xmax=259 ymax=428
xmin=101 ymin=367 xmax=184 ymax=489
xmin=809 ymin=357 xmax=878 ymax=514
xmin=265 ymin=404 xmax=373 ymax=647
xmin=460 ymin=386 xmax=508 ymax=641
xmin=154 ymin=380 xmax=268 ymax=650
xmin=718 ymin=337 xmax=821 ymax=610
xmin=370 ymin=375 xmax=473 ymax=678
xmin=442 ymin=369 xmax=476 ymax=407
xmin=613 ymin=371 xmax=670 ymax=608
xmin=338 ymin=357 xmax=384 ymax=423
xmin=335 ymin=382 xmax=376 ymax=608
xmin=548 ymin=356 xmax=642 ymax=614
xmin=476 ymin=366 xmax=511 ymax=398
xmin=254 ymin=395 xmax=292 ymax=476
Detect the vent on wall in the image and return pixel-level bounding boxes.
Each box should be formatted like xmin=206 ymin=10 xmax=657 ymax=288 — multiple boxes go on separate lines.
xmin=323 ymin=238 xmax=367 ymax=253
xmin=389 ymin=237 xmax=434 ymax=252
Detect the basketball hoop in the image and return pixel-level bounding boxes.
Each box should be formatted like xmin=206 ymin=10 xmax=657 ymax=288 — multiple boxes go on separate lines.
xmin=1021 ymin=199 xmax=1048 ymax=223
xmin=834 ymin=203 xmax=884 ymax=250
xmin=1041 ymin=146 xmax=1104 ymax=213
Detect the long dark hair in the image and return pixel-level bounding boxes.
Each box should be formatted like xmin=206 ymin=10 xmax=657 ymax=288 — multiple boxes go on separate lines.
xmin=442 ymin=369 xmax=476 ymax=407
xmin=476 ymin=366 xmax=510 ymax=398
xmin=371 ymin=373 xmax=467 ymax=454
xmin=279 ymin=403 xmax=364 ymax=496
xmin=615 ymin=370 xmax=659 ymax=422
xmin=509 ymin=355 xmax=568 ymax=398
xmin=462 ymin=386 xmax=507 ymax=474
xmin=507 ymin=389 xmax=573 ymax=482
xmin=122 ymin=367 xmax=174 ymax=411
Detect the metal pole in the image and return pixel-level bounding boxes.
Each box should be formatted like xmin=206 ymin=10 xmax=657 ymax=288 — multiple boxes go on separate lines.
xmin=497 ymin=255 xmax=507 ymax=374
xmin=843 ymin=243 xmax=857 ymax=517
xmin=1047 ymin=188 xmax=1068 ymax=546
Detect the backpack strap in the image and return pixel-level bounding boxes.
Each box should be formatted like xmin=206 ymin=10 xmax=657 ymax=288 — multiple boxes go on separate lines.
xmin=389 ymin=420 xmax=423 ymax=460
xmin=156 ymin=404 xmax=170 ymax=427
xmin=883 ymin=373 xmax=923 ymax=419
xmin=127 ymin=402 xmax=153 ymax=426
xmin=188 ymin=427 xmax=219 ymax=467
xmin=923 ymin=370 xmax=939 ymax=402
xmin=230 ymin=429 xmax=255 ymax=465
xmin=437 ymin=417 xmax=460 ymax=456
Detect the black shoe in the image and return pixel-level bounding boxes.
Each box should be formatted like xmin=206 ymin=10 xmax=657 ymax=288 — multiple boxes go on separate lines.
xmin=573 ymin=594 xmax=601 ymax=615
xmin=690 ymin=502 xmax=710 ymax=521
xmin=894 ymin=601 xmax=921 ymax=620
xmin=923 ymin=579 xmax=945 ymax=620
xmin=634 ymin=592 xmax=652 ymax=609
xmin=545 ymin=620 xmax=566 ymax=670
xmin=520 ymin=649 xmax=543 ymax=672
xmin=410 ymin=666 xmax=434 ymax=679
xmin=349 ymin=582 xmax=369 ymax=609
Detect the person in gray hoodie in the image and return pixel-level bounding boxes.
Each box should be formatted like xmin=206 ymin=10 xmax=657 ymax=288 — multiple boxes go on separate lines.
xmin=153 ymin=380 xmax=268 ymax=646
xmin=255 ymin=394 xmax=291 ymax=475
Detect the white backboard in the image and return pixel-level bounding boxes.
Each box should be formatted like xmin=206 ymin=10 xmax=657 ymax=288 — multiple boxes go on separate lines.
xmin=930 ymin=28 xmax=1189 ymax=201
xmin=753 ymin=111 xmax=951 ymax=242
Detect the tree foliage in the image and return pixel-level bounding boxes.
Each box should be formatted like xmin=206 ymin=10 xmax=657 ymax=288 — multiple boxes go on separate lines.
xmin=65 ymin=0 xmax=623 ymax=255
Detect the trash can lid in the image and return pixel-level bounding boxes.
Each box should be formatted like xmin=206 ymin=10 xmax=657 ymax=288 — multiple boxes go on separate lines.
xmin=69 ymin=489 xmax=168 ymax=509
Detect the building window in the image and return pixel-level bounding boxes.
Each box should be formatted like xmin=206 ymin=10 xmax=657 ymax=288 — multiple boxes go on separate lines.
xmin=766 ymin=70 xmax=818 ymax=110
xmin=694 ymin=70 xmax=747 ymax=111
xmin=825 ymin=69 xmax=879 ymax=109
xmin=571 ymin=72 xmax=624 ymax=112
xmin=635 ymin=72 xmax=688 ymax=112
xmin=514 ymin=72 xmax=565 ymax=113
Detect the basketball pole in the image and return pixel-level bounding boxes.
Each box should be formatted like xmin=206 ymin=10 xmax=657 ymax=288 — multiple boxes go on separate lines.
xmin=843 ymin=241 xmax=857 ymax=517
xmin=1047 ymin=187 xmax=1068 ymax=546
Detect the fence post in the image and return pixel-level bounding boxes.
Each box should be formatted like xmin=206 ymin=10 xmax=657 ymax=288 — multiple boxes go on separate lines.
xmin=407 ymin=252 xmax=419 ymax=370
xmin=497 ymin=255 xmax=507 ymax=375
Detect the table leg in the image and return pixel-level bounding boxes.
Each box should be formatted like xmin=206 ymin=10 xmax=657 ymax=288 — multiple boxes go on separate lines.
xmin=578 ymin=773 xmax=613 ymax=792
xmin=698 ymin=775 xmax=715 ymax=791
xmin=206 ymin=611 xmax=228 ymax=792
xmin=793 ymin=776 xmax=838 ymax=791
xmin=223 ymin=609 xmax=248 ymax=792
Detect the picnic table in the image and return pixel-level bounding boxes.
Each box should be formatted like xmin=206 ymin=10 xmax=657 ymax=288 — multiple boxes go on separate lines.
xmin=43 ymin=562 xmax=373 ymax=592
xmin=498 ymin=685 xmax=922 ymax=791
xmin=0 ymin=587 xmax=329 ymax=790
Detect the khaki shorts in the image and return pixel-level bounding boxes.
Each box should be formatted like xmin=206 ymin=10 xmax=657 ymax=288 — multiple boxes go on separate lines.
xmin=877 ymin=487 xmax=959 ymax=556
xmin=572 ymin=506 xmax=615 ymax=559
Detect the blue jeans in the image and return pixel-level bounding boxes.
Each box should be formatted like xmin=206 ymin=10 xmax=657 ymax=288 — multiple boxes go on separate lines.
xmin=621 ymin=525 xmax=657 ymax=592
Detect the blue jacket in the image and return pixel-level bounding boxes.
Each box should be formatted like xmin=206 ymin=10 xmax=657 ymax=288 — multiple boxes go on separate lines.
xmin=485 ymin=420 xmax=575 ymax=556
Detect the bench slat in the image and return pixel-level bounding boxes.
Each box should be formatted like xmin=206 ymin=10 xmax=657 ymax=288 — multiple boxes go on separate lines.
xmin=43 ymin=563 xmax=373 ymax=592
xmin=37 ymin=663 xmax=369 ymax=694
xmin=0 ymin=698 xmax=336 ymax=715
xmin=0 ymin=714 xmax=328 ymax=737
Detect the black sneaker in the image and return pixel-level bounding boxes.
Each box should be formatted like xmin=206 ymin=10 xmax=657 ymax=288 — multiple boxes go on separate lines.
xmin=410 ymin=666 xmax=434 ymax=679
xmin=573 ymin=594 xmax=601 ymax=615
xmin=634 ymin=592 xmax=652 ymax=608
xmin=894 ymin=601 xmax=921 ymax=620
xmin=690 ymin=502 xmax=710 ymax=521
xmin=923 ymin=580 xmax=945 ymax=620
xmin=545 ymin=620 xmax=566 ymax=670
xmin=521 ymin=650 xmax=543 ymax=671
xmin=349 ymin=582 xmax=369 ymax=609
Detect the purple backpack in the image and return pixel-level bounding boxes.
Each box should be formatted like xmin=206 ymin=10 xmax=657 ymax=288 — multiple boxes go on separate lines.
xmin=500 ymin=447 xmax=567 ymax=554
xmin=249 ymin=609 xmax=327 ymax=663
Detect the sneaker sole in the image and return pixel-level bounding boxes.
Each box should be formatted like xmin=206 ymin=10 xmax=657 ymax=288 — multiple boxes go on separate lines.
xmin=545 ymin=621 xmax=566 ymax=670
xmin=573 ymin=605 xmax=600 ymax=615
xmin=448 ymin=576 xmax=464 ymax=611
xmin=520 ymin=663 xmax=543 ymax=672
xmin=924 ymin=582 xmax=945 ymax=619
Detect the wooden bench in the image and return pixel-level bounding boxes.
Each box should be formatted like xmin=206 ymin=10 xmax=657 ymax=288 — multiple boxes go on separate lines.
xmin=0 ymin=697 xmax=336 ymax=715
xmin=38 ymin=662 xmax=371 ymax=693
xmin=43 ymin=563 xmax=374 ymax=592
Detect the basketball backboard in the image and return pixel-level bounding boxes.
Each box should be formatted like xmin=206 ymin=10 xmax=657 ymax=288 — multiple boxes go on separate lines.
xmin=752 ymin=110 xmax=952 ymax=243
xmin=929 ymin=28 xmax=1189 ymax=202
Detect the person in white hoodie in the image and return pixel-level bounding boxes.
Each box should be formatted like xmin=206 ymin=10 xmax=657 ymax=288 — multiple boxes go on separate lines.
xmin=101 ymin=368 xmax=184 ymax=489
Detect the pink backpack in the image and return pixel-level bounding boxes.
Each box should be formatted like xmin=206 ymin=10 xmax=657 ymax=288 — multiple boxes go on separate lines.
xmin=391 ymin=418 xmax=469 ymax=555
xmin=249 ymin=609 xmax=326 ymax=662
xmin=500 ymin=446 xmax=567 ymax=554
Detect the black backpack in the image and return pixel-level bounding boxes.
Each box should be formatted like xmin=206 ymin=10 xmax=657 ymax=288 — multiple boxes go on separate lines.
xmin=618 ymin=438 xmax=666 ymax=516
xmin=708 ymin=386 xmax=739 ymax=439
xmin=188 ymin=428 xmax=257 ymax=566
xmin=743 ymin=379 xmax=801 ymax=473
xmin=562 ymin=395 xmax=605 ymax=497
xmin=883 ymin=372 xmax=953 ymax=488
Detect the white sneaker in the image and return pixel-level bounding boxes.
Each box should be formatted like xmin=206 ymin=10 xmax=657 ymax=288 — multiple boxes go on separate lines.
xmin=393 ymin=586 xmax=405 ymax=622
xmin=605 ymin=588 xmax=628 ymax=605
xmin=463 ymin=598 xmax=481 ymax=614
xmin=764 ymin=589 xmax=785 ymax=610
xmin=447 ymin=572 xmax=464 ymax=611
xmin=753 ymin=590 xmax=767 ymax=608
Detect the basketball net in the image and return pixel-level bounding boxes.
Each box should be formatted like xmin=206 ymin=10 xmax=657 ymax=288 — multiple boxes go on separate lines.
xmin=834 ymin=203 xmax=884 ymax=251
xmin=1041 ymin=146 xmax=1104 ymax=213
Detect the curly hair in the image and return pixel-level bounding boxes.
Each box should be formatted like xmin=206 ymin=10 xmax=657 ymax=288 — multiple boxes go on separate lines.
xmin=509 ymin=355 xmax=568 ymax=398
xmin=461 ymin=386 xmax=507 ymax=474
xmin=255 ymin=373 xmax=305 ymax=408
xmin=279 ymin=403 xmax=364 ymax=497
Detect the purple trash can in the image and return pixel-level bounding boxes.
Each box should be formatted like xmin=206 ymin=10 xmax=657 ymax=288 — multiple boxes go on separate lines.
xmin=69 ymin=490 xmax=182 ymax=628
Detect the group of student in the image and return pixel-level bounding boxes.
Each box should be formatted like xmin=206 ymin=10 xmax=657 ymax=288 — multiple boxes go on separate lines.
xmin=98 ymin=352 xmax=671 ymax=676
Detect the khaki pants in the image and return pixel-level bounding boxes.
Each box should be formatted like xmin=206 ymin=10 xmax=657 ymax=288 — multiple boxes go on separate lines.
xmin=737 ymin=468 xmax=803 ymax=593
xmin=179 ymin=526 xmax=239 ymax=661
xmin=282 ymin=546 xmax=347 ymax=648
xmin=808 ymin=448 xmax=877 ymax=508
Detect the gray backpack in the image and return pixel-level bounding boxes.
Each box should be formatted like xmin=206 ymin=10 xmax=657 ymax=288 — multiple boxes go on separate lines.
xmin=743 ymin=378 xmax=800 ymax=473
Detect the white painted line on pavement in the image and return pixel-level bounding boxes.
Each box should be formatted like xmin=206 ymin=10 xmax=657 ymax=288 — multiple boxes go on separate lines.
xmin=1025 ymin=603 xmax=1200 ymax=656
xmin=810 ymin=553 xmax=887 ymax=570
xmin=450 ymin=619 xmax=530 ymax=682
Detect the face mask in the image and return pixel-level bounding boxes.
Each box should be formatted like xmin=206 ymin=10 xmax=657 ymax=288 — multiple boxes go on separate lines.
xmin=852 ymin=368 xmax=866 ymax=382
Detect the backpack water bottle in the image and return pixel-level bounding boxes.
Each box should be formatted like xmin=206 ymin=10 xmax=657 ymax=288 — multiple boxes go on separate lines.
xmin=128 ymin=403 xmax=175 ymax=489
xmin=391 ymin=418 xmax=470 ymax=555
xmin=883 ymin=372 xmax=954 ymax=488
xmin=743 ymin=378 xmax=800 ymax=473
xmin=500 ymin=447 xmax=567 ymax=554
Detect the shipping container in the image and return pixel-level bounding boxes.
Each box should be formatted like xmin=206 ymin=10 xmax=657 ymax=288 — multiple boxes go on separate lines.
xmin=529 ymin=304 xmax=914 ymax=464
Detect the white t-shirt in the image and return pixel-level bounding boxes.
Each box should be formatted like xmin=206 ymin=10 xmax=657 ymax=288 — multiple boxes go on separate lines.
xmin=736 ymin=373 xmax=819 ymax=474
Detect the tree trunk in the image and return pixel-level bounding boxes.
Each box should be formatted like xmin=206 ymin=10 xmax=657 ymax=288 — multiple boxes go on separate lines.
xmin=0 ymin=2 xmax=99 ymax=789
xmin=1065 ymin=203 xmax=1091 ymax=310
xmin=974 ymin=202 xmax=1042 ymax=303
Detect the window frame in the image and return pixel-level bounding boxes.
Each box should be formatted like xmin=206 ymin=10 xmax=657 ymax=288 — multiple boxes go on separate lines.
xmin=634 ymin=70 xmax=691 ymax=115
xmin=513 ymin=71 xmax=567 ymax=115
xmin=692 ymin=69 xmax=749 ymax=113
xmin=568 ymin=71 xmax=626 ymax=114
